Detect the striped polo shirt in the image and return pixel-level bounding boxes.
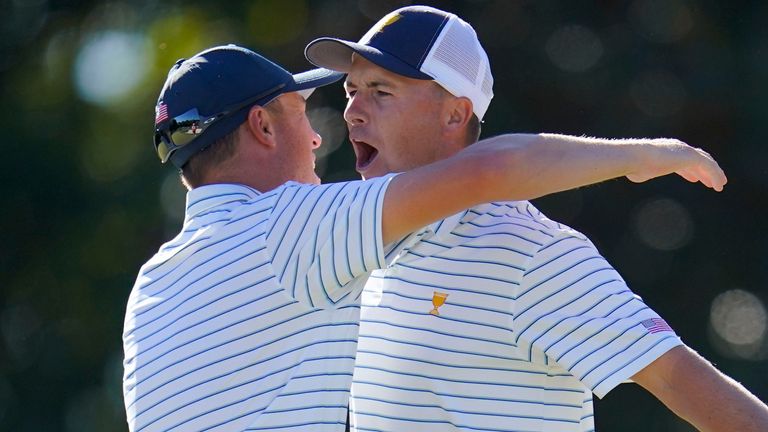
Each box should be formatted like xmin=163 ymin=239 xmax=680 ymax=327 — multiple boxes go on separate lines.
xmin=123 ymin=176 xmax=393 ymax=432
xmin=351 ymin=201 xmax=682 ymax=432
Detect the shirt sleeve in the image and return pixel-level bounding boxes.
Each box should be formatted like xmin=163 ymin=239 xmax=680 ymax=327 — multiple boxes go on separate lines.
xmin=266 ymin=175 xmax=397 ymax=309
xmin=513 ymin=231 xmax=683 ymax=398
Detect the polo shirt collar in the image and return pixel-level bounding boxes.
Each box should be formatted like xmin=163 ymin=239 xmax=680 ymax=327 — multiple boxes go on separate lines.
xmin=427 ymin=209 xmax=468 ymax=238
xmin=185 ymin=183 xmax=262 ymax=219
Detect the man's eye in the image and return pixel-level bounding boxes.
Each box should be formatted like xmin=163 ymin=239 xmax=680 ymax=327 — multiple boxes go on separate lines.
xmin=376 ymin=90 xmax=391 ymax=97
xmin=345 ymin=90 xmax=357 ymax=98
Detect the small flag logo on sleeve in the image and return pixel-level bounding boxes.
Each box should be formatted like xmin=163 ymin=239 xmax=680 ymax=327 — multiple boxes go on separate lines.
xmin=155 ymin=103 xmax=169 ymax=125
xmin=641 ymin=318 xmax=674 ymax=334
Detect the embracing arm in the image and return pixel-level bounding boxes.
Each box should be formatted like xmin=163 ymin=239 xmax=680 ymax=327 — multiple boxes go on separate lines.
xmin=497 ymin=133 xmax=726 ymax=196
xmin=381 ymin=133 xmax=727 ymax=244
xmin=632 ymin=345 xmax=768 ymax=431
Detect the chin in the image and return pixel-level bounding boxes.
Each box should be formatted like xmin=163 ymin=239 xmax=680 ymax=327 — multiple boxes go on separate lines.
xmin=360 ymin=166 xmax=388 ymax=180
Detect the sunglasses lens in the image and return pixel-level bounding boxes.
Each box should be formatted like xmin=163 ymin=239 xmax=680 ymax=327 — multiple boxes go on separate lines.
xmin=169 ymin=109 xmax=208 ymax=147
xmin=154 ymin=108 xmax=211 ymax=163
xmin=154 ymin=132 xmax=173 ymax=163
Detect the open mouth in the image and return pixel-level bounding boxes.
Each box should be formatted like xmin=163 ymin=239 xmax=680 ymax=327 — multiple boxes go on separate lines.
xmin=352 ymin=140 xmax=379 ymax=172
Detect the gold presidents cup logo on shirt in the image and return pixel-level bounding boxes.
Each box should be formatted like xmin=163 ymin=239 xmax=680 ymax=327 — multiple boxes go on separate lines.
xmin=429 ymin=291 xmax=449 ymax=316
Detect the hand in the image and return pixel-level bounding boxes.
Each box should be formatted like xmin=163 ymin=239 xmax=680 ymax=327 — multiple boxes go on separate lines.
xmin=625 ymin=139 xmax=727 ymax=191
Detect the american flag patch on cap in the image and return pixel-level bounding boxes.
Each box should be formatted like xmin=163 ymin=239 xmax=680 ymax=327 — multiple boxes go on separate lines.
xmin=155 ymin=103 xmax=169 ymax=125
xmin=641 ymin=318 xmax=673 ymax=334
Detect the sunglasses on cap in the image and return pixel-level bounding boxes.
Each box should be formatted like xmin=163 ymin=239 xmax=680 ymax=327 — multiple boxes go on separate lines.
xmin=153 ymin=83 xmax=286 ymax=164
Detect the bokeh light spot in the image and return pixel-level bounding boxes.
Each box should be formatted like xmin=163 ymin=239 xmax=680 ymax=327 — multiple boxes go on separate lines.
xmin=632 ymin=197 xmax=693 ymax=251
xmin=307 ymin=106 xmax=346 ymax=177
xmin=1 ymin=304 xmax=42 ymax=371
xmin=545 ymin=25 xmax=604 ymax=73
xmin=710 ymin=289 xmax=767 ymax=360
xmin=74 ymin=31 xmax=152 ymax=106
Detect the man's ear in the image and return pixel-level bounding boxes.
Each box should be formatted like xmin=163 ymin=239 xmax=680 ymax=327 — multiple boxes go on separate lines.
xmin=445 ymin=96 xmax=473 ymax=133
xmin=244 ymin=105 xmax=277 ymax=148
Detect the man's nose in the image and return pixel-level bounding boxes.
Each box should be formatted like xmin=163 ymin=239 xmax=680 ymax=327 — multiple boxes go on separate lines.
xmin=344 ymin=94 xmax=367 ymax=125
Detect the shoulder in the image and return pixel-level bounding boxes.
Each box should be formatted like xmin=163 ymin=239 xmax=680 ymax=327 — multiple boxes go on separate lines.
xmin=415 ymin=201 xmax=590 ymax=269
xmin=456 ymin=201 xmax=588 ymax=244
xmin=276 ymin=176 xmax=396 ymax=204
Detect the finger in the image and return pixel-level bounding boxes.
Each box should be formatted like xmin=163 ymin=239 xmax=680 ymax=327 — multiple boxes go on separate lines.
xmin=691 ymin=150 xmax=727 ymax=191
xmin=678 ymin=168 xmax=719 ymax=191
xmin=678 ymin=168 xmax=700 ymax=183
xmin=626 ymin=172 xmax=652 ymax=183
xmin=693 ymin=165 xmax=728 ymax=192
xmin=700 ymin=172 xmax=715 ymax=190
xmin=700 ymin=160 xmax=727 ymax=191
xmin=701 ymin=149 xmax=727 ymax=179
xmin=713 ymin=165 xmax=727 ymax=190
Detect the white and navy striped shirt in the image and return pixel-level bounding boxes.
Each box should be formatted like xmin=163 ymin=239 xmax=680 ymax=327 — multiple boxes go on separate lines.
xmin=351 ymin=201 xmax=682 ymax=432
xmin=123 ymin=176 xmax=394 ymax=432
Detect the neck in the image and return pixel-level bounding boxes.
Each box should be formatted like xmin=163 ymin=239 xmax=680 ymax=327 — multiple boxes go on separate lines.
xmin=199 ymin=156 xmax=285 ymax=193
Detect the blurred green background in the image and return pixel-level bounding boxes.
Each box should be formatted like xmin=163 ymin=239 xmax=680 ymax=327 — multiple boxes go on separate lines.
xmin=1 ymin=0 xmax=766 ymax=430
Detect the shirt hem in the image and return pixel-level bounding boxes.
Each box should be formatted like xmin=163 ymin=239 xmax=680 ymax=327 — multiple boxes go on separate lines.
xmin=592 ymin=336 xmax=683 ymax=398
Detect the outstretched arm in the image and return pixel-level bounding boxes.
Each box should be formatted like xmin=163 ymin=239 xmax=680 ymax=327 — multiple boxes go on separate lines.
xmin=494 ymin=133 xmax=726 ymax=197
xmin=381 ymin=133 xmax=726 ymax=244
xmin=632 ymin=345 xmax=768 ymax=431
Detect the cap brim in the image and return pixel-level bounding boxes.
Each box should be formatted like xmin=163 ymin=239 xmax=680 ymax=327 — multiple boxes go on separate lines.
xmin=305 ymin=38 xmax=432 ymax=80
xmin=288 ymin=67 xmax=344 ymax=94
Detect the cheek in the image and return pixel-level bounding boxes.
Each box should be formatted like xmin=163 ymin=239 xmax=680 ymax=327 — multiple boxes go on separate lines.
xmin=374 ymin=99 xmax=441 ymax=163
xmin=285 ymin=117 xmax=311 ymax=148
xmin=402 ymin=124 xmax=444 ymax=166
xmin=301 ymin=117 xmax=319 ymax=143
xmin=389 ymin=109 xmax=435 ymax=142
xmin=378 ymin=123 xmax=411 ymax=162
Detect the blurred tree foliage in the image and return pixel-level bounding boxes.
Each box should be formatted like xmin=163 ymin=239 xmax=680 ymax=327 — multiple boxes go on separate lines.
xmin=1 ymin=1 xmax=766 ymax=430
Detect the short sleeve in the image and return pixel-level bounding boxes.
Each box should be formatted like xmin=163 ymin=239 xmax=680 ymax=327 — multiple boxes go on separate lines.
xmin=266 ymin=175 xmax=396 ymax=309
xmin=513 ymin=232 xmax=683 ymax=398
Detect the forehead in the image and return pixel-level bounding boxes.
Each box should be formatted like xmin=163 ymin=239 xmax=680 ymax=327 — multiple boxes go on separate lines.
xmin=271 ymin=92 xmax=305 ymax=110
xmin=345 ymin=54 xmax=424 ymax=88
xmin=344 ymin=55 xmax=453 ymax=103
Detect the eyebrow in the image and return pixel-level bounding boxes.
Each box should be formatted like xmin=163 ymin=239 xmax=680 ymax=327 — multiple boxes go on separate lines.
xmin=344 ymin=79 xmax=395 ymax=90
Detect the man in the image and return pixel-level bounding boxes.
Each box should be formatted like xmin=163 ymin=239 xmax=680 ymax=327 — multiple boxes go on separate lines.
xmin=305 ymin=5 xmax=768 ymax=431
xmin=123 ymin=43 xmax=725 ymax=431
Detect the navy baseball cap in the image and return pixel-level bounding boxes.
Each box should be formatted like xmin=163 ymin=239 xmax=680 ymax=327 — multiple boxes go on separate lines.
xmin=154 ymin=44 xmax=343 ymax=168
xmin=305 ymin=6 xmax=494 ymax=120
